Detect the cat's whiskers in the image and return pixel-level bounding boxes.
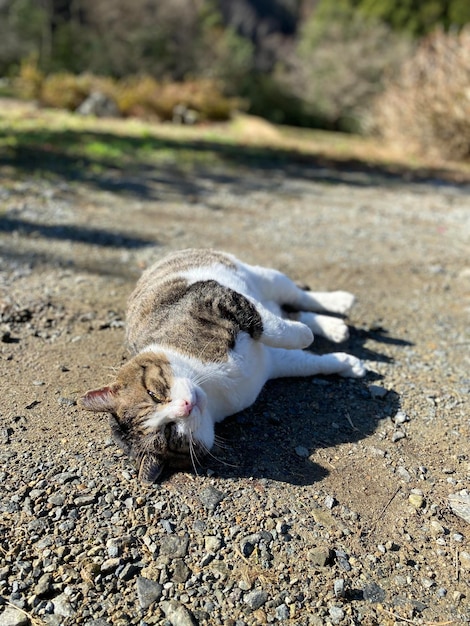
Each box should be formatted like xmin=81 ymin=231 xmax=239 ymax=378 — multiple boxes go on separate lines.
xmin=198 ymin=438 xmax=239 ymax=469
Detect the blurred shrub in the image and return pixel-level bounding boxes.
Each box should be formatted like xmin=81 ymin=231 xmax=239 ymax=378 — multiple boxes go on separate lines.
xmin=370 ymin=27 xmax=470 ymax=160
xmin=16 ymin=54 xmax=44 ymax=99
xmin=16 ymin=68 xmax=239 ymax=122
xmin=40 ymin=73 xmax=115 ymax=111
xmin=116 ymin=76 xmax=240 ymax=121
xmin=276 ymin=0 xmax=412 ymax=131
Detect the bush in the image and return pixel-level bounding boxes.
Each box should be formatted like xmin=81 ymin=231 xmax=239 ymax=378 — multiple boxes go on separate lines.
xmin=371 ymin=27 xmax=470 ymax=160
xmin=39 ymin=73 xmax=116 ymax=111
xmin=15 ymin=68 xmax=240 ymax=122
xmin=276 ymin=0 xmax=412 ymax=131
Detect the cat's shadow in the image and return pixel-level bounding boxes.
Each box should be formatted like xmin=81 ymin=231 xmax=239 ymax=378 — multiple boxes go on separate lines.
xmin=207 ymin=327 xmax=406 ymax=486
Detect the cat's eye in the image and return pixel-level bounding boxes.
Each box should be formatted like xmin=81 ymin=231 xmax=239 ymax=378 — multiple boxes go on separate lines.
xmin=147 ymin=389 xmax=163 ymax=403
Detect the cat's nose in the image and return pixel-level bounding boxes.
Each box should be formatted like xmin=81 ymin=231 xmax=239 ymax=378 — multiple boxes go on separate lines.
xmin=177 ymin=399 xmax=194 ymax=418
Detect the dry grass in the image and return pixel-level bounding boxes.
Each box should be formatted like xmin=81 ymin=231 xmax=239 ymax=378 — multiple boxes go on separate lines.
xmin=371 ymin=27 xmax=470 ymax=161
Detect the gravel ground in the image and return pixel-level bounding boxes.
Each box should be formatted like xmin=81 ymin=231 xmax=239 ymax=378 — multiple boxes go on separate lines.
xmin=1 ymin=144 xmax=470 ymax=625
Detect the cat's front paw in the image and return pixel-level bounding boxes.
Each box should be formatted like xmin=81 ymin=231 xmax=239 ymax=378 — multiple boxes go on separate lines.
xmin=328 ymin=291 xmax=356 ymax=315
xmin=317 ymin=316 xmax=350 ymax=343
xmin=337 ymin=353 xmax=366 ymax=378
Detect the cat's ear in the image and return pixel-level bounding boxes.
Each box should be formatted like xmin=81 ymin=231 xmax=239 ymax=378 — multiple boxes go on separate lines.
xmin=138 ymin=453 xmax=165 ymax=484
xmin=78 ymin=385 xmax=119 ymax=413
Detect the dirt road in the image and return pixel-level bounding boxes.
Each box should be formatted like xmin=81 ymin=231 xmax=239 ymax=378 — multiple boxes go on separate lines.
xmin=1 ymin=136 xmax=469 ymax=624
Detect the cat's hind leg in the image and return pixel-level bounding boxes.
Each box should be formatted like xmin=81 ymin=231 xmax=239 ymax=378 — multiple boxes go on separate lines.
xmin=268 ymin=348 xmax=366 ymax=379
xmin=244 ymin=265 xmax=355 ymax=315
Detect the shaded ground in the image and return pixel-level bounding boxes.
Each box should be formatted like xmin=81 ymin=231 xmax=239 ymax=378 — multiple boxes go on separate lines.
xmin=0 ymin=107 xmax=469 ymax=625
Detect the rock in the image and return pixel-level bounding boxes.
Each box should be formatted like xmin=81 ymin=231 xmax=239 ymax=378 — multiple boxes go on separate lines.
xmin=199 ymin=486 xmax=225 ymax=511
xmin=275 ymin=604 xmax=290 ymax=620
xmin=35 ymin=572 xmax=52 ymax=596
xmin=448 ymin=492 xmax=470 ymax=524
xmin=459 ymin=551 xmax=470 ymax=570
xmin=172 ymin=559 xmax=191 ymax=583
xmin=429 ymin=520 xmax=445 ymax=537
xmin=393 ymin=411 xmax=409 ymax=424
xmin=312 ymin=508 xmax=336 ymax=528
xmin=335 ymin=549 xmax=351 ymax=572
xmin=391 ymin=430 xmax=406 ymax=442
xmin=307 ymin=547 xmax=331 ymax=567
xmin=243 ymin=589 xmax=268 ymax=610
xmin=136 ymin=576 xmax=163 ymax=609
xmin=0 ymin=607 xmax=30 ymax=626
xmin=161 ymin=600 xmax=197 ymax=626
xmin=240 ymin=531 xmax=273 ymax=557
xmin=295 ymin=445 xmax=309 ymax=458
xmin=369 ymin=385 xmax=388 ymax=398
xmin=409 ymin=493 xmax=425 ymax=508
xmin=160 ymin=534 xmax=189 ymax=558
xmin=329 ymin=605 xmax=345 ymax=623
xmin=204 ymin=536 xmax=223 ymax=552
xmin=52 ymin=592 xmax=74 ymax=617
xmin=76 ymin=91 xmax=120 ymax=118
xmin=363 ymin=582 xmax=386 ymax=603
xmin=334 ymin=578 xmax=345 ymax=598
xmin=324 ymin=495 xmax=336 ymax=509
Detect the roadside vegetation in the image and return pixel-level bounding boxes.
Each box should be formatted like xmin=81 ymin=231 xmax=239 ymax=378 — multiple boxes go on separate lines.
xmin=1 ymin=0 xmax=470 ymax=162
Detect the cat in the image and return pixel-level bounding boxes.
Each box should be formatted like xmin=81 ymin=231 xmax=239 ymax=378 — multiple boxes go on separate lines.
xmin=79 ymin=249 xmax=365 ymax=483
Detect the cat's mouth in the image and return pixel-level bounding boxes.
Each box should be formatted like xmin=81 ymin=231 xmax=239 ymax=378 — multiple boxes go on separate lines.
xmin=110 ymin=414 xmax=207 ymax=483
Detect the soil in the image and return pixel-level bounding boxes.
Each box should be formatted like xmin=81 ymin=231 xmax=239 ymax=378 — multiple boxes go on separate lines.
xmin=1 ymin=125 xmax=469 ymax=625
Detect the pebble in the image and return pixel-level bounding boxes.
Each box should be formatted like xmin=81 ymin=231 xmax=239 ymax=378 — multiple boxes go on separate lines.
xmin=199 ymin=486 xmax=225 ymax=511
xmin=391 ymin=430 xmax=406 ymax=442
xmin=0 ymin=606 xmax=29 ymax=626
xmin=329 ymin=606 xmax=345 ymax=623
xmin=448 ymin=492 xmax=470 ymax=524
xmin=334 ymin=578 xmax=345 ymax=598
xmin=161 ymin=600 xmax=197 ymax=626
xmin=308 ymin=547 xmax=331 ymax=567
xmin=363 ymin=582 xmax=386 ymax=603
xmin=275 ymin=604 xmax=290 ymax=620
xmin=409 ymin=493 xmax=425 ymax=508
xmin=295 ymin=445 xmax=309 ymax=458
xmin=243 ymin=589 xmax=268 ymax=610
xmin=136 ymin=576 xmax=163 ymax=609
xmin=459 ymin=551 xmax=470 ymax=570
xmin=160 ymin=534 xmax=189 ymax=558
xmin=369 ymin=384 xmax=388 ymax=399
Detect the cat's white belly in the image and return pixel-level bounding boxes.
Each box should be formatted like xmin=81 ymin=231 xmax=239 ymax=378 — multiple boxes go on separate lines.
xmin=201 ymin=336 xmax=271 ymax=422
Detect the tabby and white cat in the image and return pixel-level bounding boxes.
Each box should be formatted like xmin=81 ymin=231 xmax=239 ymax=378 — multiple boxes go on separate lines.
xmin=79 ymin=249 xmax=365 ymax=483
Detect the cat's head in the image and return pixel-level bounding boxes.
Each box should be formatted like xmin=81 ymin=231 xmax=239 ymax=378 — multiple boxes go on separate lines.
xmin=78 ymin=352 xmax=211 ymax=483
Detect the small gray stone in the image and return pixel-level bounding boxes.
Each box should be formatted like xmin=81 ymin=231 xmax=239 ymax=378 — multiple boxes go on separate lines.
xmin=244 ymin=589 xmax=268 ymax=610
xmin=199 ymin=486 xmax=225 ymax=511
xmin=161 ymin=600 xmax=197 ymax=626
xmin=275 ymin=604 xmax=290 ymax=620
xmin=136 ymin=576 xmax=163 ymax=609
xmin=160 ymin=534 xmax=189 ymax=558
xmin=329 ymin=606 xmax=345 ymax=623
xmin=334 ymin=578 xmax=345 ymax=598
xmin=308 ymin=547 xmax=331 ymax=567
xmin=363 ymin=582 xmax=386 ymax=603
xmin=295 ymin=445 xmax=309 ymax=458
xmin=394 ymin=410 xmax=409 ymax=424
xmin=35 ymin=573 xmax=52 ymax=597
xmin=448 ymin=492 xmax=470 ymax=524
xmin=369 ymin=385 xmax=388 ymax=399
xmin=391 ymin=430 xmax=406 ymax=442
xmin=52 ymin=592 xmax=74 ymax=618
xmin=172 ymin=559 xmax=191 ymax=583
xmin=459 ymin=551 xmax=470 ymax=570
xmin=0 ymin=606 xmax=30 ymax=626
